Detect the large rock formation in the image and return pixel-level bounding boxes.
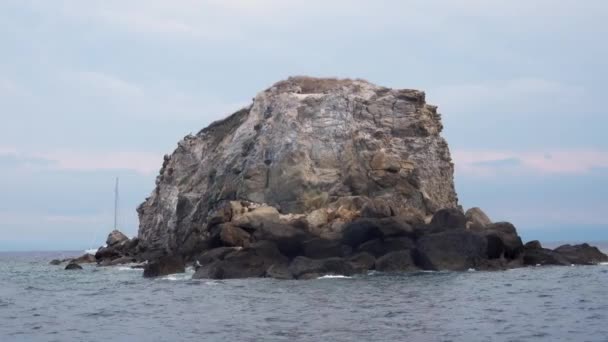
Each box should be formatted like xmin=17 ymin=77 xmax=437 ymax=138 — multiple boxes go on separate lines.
xmin=89 ymin=76 xmax=608 ymax=278
xmin=137 ymin=76 xmax=458 ymax=255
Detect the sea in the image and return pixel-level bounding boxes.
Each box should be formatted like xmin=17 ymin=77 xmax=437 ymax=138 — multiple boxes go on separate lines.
xmin=1 ymin=250 xmax=608 ymax=342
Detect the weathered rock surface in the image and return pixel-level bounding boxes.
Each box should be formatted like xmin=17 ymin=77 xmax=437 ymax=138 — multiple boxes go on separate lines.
xmin=87 ymin=76 xmax=608 ymax=279
xmin=137 ymin=76 xmax=458 ymax=254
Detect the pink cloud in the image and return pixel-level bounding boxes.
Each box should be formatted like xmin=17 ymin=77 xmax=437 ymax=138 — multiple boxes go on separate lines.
xmin=453 ymin=149 xmax=608 ymax=176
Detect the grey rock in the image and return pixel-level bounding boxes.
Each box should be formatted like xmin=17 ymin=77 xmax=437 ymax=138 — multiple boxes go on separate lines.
xmin=465 ymin=207 xmax=492 ymax=229
xmin=49 ymin=259 xmax=62 ymax=265
xmin=429 ymin=208 xmax=467 ymax=231
xmin=219 ymin=224 xmax=251 ymax=248
xmin=136 ymin=77 xmax=458 ymax=253
xmin=553 ymin=244 xmax=608 ymax=265
xmin=70 ymin=253 xmax=96 ymax=264
xmin=357 ymin=237 xmax=415 ymax=258
xmin=302 ymin=238 xmax=352 ymax=259
xmin=375 ymin=250 xmax=418 ymax=272
xmin=348 ymin=252 xmax=376 ymax=272
xmin=65 ymin=262 xmax=83 ymax=270
xmin=524 ymin=240 xmax=542 ymax=250
xmin=523 ymin=248 xmax=570 ymax=266
xmin=415 ymin=230 xmax=487 ymax=271
xmin=288 ymin=256 xmax=355 ymax=279
xmin=484 ymin=222 xmax=523 ymax=259
xmin=266 ymin=264 xmax=294 ymax=280
xmin=106 ymin=230 xmax=129 ymax=247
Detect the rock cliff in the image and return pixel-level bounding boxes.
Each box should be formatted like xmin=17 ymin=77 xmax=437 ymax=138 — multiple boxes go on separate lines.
xmin=137 ymin=76 xmax=458 ymax=254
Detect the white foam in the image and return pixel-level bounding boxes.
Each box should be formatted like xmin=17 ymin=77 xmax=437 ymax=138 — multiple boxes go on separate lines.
xmin=317 ymin=275 xmax=352 ymax=279
xmin=599 ymin=262 xmax=608 ymax=266
xmin=117 ymin=267 xmax=140 ymax=271
xmin=84 ymin=248 xmax=99 ymax=255
xmin=467 ymin=268 xmax=476 ymax=272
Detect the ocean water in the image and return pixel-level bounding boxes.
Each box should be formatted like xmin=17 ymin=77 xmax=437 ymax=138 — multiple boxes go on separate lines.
xmin=1 ymin=252 xmax=608 ymax=342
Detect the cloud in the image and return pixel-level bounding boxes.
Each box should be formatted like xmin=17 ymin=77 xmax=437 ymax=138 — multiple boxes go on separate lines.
xmin=0 ymin=147 xmax=162 ymax=175
xmin=72 ymin=71 xmax=144 ymax=98
xmin=453 ymin=149 xmax=608 ymax=176
xmin=430 ymin=78 xmax=587 ymax=115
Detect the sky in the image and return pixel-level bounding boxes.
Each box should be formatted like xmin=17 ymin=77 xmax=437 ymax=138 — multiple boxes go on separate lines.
xmin=1 ymin=0 xmax=607 ymax=251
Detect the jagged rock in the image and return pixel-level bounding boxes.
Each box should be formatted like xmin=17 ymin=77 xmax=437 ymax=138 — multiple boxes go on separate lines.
xmin=65 ymin=262 xmax=83 ymax=270
xmin=375 ymin=250 xmax=418 ymax=272
xmin=415 ymin=230 xmax=487 ymax=270
xmin=136 ymin=77 xmax=458 ymax=253
xmin=429 ymin=208 xmax=467 ymax=231
xmin=288 ymin=256 xmax=355 ymax=279
xmin=357 ymin=237 xmax=415 ymax=258
xmin=143 ymin=256 xmax=185 ymax=278
xmin=106 ymin=230 xmax=129 ymax=247
xmin=465 ymin=207 xmax=492 ymax=229
xmin=553 ymin=244 xmax=608 ymax=265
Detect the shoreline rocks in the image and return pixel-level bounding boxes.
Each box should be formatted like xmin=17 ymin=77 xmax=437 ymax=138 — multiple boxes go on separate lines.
xmin=84 ymin=77 xmax=607 ymax=279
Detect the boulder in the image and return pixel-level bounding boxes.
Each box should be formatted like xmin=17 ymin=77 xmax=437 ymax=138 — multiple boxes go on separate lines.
xmin=219 ymin=224 xmax=251 ymax=247
xmin=193 ymin=241 xmax=288 ymax=280
xmin=265 ymin=264 xmax=294 ymax=280
xmin=357 ymin=237 xmax=415 ymax=258
xmin=524 ymin=240 xmax=542 ymax=250
xmin=65 ymin=262 xmax=83 ymax=270
xmin=485 ymin=233 xmax=505 ymax=259
xmin=523 ymin=248 xmax=570 ymax=266
xmin=429 ymin=208 xmax=467 ymax=231
xmin=232 ymin=206 xmax=280 ymax=230
xmin=109 ymin=256 xmax=135 ymax=266
xmin=341 ymin=219 xmax=383 ymax=248
xmin=306 ymin=208 xmax=328 ymax=231
xmin=375 ymin=250 xmax=418 ymax=272
xmin=553 ymin=244 xmax=608 ymax=265
xmin=348 ymin=252 xmax=376 ymax=272
xmin=375 ymin=217 xmax=416 ymax=238
xmin=195 ymin=247 xmax=241 ymax=266
xmin=484 ymin=222 xmax=523 ymax=259
xmin=360 ymin=198 xmax=394 ymax=218
xmin=143 ymin=256 xmax=186 ymax=278
xmin=465 ymin=207 xmax=492 ymax=229
xmin=49 ymin=259 xmax=62 ymax=265
xmin=302 ymin=238 xmax=352 ymax=259
xmin=288 ymin=256 xmax=355 ymax=279
xmin=415 ymin=230 xmax=487 ymax=270
xmin=95 ymin=246 xmax=120 ymax=261
xmin=252 ymin=222 xmax=309 ymax=257
xmin=106 ymin=230 xmax=129 ymax=247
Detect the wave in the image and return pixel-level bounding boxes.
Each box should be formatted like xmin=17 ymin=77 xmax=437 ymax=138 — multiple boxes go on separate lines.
xmin=317 ymin=275 xmax=352 ymax=279
xmin=84 ymin=248 xmax=99 ymax=255
xmin=599 ymin=262 xmax=608 ymax=266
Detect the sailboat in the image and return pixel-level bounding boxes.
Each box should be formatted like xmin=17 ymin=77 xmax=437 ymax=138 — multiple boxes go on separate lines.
xmin=85 ymin=177 xmax=120 ymax=255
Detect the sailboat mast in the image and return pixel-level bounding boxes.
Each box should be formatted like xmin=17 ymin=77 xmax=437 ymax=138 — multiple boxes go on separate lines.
xmin=114 ymin=177 xmax=119 ymax=230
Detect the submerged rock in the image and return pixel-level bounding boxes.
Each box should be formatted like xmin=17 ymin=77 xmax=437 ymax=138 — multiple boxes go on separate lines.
xmin=49 ymin=259 xmax=62 ymax=265
xmin=65 ymin=262 xmax=83 ymax=270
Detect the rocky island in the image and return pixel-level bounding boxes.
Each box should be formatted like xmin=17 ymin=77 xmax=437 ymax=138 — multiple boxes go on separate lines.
xmin=62 ymin=77 xmax=608 ymax=278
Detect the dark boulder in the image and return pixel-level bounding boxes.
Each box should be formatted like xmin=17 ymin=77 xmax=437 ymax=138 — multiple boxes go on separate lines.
xmin=288 ymin=256 xmax=355 ymax=279
xmin=553 ymin=244 xmax=608 ymax=265
xmin=484 ymin=222 xmax=523 ymax=259
xmin=143 ymin=256 xmax=186 ymax=278
xmin=415 ymin=230 xmax=487 ymax=271
xmin=357 ymin=237 xmax=415 ymax=258
xmin=65 ymin=262 xmax=83 ymax=270
xmin=302 ymin=238 xmax=352 ymax=259
xmin=485 ymin=233 xmax=505 ymax=259
xmin=375 ymin=250 xmax=418 ymax=272
xmin=106 ymin=230 xmax=129 ymax=247
xmin=375 ymin=217 xmax=416 ymax=238
xmin=348 ymin=252 xmax=376 ymax=272
xmin=523 ymin=248 xmax=570 ymax=266
xmin=341 ymin=219 xmax=383 ymax=248
xmin=524 ymin=240 xmax=542 ymax=250
xmin=193 ymin=241 xmax=288 ymax=280
xmin=219 ymin=224 xmax=251 ymax=247
xmin=252 ymin=222 xmax=309 ymax=257
xmin=265 ymin=264 xmax=294 ymax=280
xmin=95 ymin=246 xmax=120 ymax=261
xmin=429 ymin=208 xmax=467 ymax=231
xmin=195 ymin=247 xmax=241 ymax=266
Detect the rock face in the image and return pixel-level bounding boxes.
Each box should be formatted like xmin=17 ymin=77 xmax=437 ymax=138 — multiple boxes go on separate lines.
xmin=137 ymin=76 xmax=458 ymax=254
xmin=89 ymin=76 xmax=608 ymax=279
